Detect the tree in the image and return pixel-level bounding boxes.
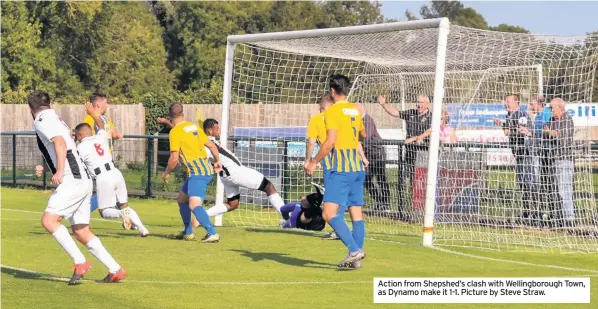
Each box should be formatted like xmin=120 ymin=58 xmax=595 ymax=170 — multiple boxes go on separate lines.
xmin=420 ymin=1 xmax=488 ymax=30
xmin=405 ymin=10 xmax=418 ymax=21
xmin=489 ymin=24 xmax=530 ymax=34
xmin=86 ymin=2 xmax=174 ymax=97
xmin=0 ymin=2 xmax=76 ymax=97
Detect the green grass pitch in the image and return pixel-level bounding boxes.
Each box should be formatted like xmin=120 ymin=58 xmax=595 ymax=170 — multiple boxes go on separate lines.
xmin=1 ymin=187 xmax=597 ymax=309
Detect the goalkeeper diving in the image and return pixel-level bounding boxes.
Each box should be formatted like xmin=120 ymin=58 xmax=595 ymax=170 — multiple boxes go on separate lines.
xmin=278 ymin=183 xmax=326 ymax=232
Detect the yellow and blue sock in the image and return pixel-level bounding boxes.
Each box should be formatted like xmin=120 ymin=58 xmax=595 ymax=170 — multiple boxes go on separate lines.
xmin=192 ymin=206 xmax=217 ymax=235
xmin=329 ymin=215 xmax=359 ymax=253
xmin=352 ymin=220 xmax=365 ymax=250
xmin=178 ymin=202 xmax=193 ymax=235
xmin=90 ymin=195 xmax=99 ymax=212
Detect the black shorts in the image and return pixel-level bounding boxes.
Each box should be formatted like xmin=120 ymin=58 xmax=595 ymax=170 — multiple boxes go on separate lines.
xmin=296 ymin=211 xmax=326 ymax=231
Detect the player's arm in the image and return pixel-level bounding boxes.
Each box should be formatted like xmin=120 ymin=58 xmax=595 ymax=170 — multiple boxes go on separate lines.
xmin=163 ymin=130 xmax=181 ymax=183
xmin=204 ymin=140 xmax=220 ymax=166
xmin=378 ymin=95 xmax=400 ymax=118
xmin=305 ymin=118 xmax=318 ymax=165
xmin=313 ymin=130 xmax=335 ymax=163
xmin=85 ymin=102 xmax=105 ymax=130
xmin=50 ymin=136 xmax=67 ymax=185
xmin=416 ymin=128 xmax=431 ymax=143
xmin=157 ymin=117 xmax=174 ymax=129
xmin=111 ymin=120 xmax=123 ymax=140
xmin=357 ymin=142 xmax=369 ymax=168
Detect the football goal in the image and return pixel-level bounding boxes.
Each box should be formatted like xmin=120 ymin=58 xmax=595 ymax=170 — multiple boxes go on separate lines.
xmin=215 ymin=18 xmax=598 ymax=253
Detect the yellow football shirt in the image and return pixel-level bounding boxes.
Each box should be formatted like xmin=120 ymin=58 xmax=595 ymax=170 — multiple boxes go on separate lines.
xmin=169 ymin=121 xmax=213 ymax=176
xmin=82 ymin=114 xmax=115 ymax=152
xmin=323 ymin=101 xmax=364 ymax=173
xmin=306 ymin=112 xmax=332 ymax=170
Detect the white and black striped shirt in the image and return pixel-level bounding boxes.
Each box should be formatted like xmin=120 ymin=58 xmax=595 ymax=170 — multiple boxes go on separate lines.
xmin=34 ymin=109 xmax=88 ymax=180
xmin=205 ymin=138 xmax=242 ymax=176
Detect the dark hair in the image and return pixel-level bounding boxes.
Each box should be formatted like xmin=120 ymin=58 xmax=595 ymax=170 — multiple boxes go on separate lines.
xmin=203 ymin=118 xmax=219 ymax=132
xmin=329 ymin=74 xmax=351 ymax=96
xmin=89 ymin=92 xmax=107 ymax=104
xmin=169 ymin=102 xmax=184 ymax=118
xmin=505 ymin=93 xmax=519 ymax=101
xmin=27 ymin=91 xmax=51 ymax=111
xmin=75 ymin=123 xmax=91 ymax=133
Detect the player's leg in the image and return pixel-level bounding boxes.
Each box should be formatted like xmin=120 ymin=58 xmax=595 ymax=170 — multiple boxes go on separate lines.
xmin=344 ymin=171 xmax=366 ymax=269
xmin=114 ymin=170 xmax=149 ymax=236
xmin=187 ymin=175 xmax=220 ymax=243
xmin=206 ymin=179 xmax=239 ymax=217
xmin=42 ymin=184 xmax=90 ymax=284
xmin=96 ymin=176 xmax=132 ymax=229
xmin=239 ymin=166 xmax=284 ymax=212
xmin=320 ymin=170 xmax=338 ymax=240
xmin=173 ymin=185 xmax=195 ymax=240
xmin=322 ymin=172 xmax=363 ymax=267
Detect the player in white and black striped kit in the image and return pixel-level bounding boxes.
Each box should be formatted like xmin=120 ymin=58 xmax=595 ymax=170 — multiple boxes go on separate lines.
xmin=29 ymin=91 xmax=126 ymax=285
xmin=74 ymin=102 xmax=149 ymax=237
xmin=201 ymin=118 xmax=286 ymax=216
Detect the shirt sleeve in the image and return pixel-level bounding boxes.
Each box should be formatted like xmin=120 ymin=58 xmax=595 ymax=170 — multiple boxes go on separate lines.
xmin=169 ymin=128 xmax=180 ymax=152
xmin=306 ymin=117 xmax=318 ymax=139
xmin=324 ymin=108 xmax=340 ymax=131
xmin=35 ymin=114 xmax=63 ymax=141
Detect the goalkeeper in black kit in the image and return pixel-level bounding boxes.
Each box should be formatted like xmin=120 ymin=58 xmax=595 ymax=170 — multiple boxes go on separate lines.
xmin=278 ymin=183 xmax=327 ymax=232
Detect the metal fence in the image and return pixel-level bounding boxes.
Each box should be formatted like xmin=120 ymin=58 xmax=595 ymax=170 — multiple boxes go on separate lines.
xmin=1 ymin=132 xmax=597 ymax=205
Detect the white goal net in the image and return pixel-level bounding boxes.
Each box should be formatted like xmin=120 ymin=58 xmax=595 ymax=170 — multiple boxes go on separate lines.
xmin=217 ymin=19 xmax=598 ymax=253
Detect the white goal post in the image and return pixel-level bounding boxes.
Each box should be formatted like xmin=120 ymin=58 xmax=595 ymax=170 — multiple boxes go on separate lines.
xmin=215 ymin=18 xmax=598 ymax=253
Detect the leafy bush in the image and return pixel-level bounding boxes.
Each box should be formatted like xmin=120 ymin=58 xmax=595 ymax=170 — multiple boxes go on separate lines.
xmin=125 ymin=162 xmax=146 ymax=172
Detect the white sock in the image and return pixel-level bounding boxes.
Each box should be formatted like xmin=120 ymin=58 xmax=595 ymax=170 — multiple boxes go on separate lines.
xmin=52 ymin=225 xmax=86 ymax=264
xmin=100 ymin=208 xmax=122 ymax=219
xmin=268 ymin=193 xmax=285 ymax=213
xmin=85 ymin=237 xmax=121 ymax=273
xmin=126 ymin=208 xmax=147 ymax=233
xmin=206 ymin=203 xmax=228 ymax=217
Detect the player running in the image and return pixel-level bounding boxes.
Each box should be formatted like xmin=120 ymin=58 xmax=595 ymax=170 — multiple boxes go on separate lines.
xmin=162 ymin=103 xmax=222 ymax=243
xmin=201 ymin=118 xmax=285 ymax=217
xmin=72 ymin=103 xmax=149 ymax=237
xmin=29 ymin=91 xmax=126 ymax=284
xmin=305 ymin=74 xmax=367 ymax=268
xmin=81 ymin=93 xmax=132 ymax=229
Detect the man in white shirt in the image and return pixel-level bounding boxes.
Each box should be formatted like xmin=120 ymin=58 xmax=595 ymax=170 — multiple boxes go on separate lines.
xmin=29 ymin=91 xmax=126 ymax=285
xmin=73 ymin=102 xmax=149 ymax=237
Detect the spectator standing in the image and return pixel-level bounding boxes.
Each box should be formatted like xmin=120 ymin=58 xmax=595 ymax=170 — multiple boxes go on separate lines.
xmin=378 ymin=94 xmax=432 ymax=184
xmin=544 ymin=98 xmax=575 ymax=226
xmin=354 ymin=103 xmax=391 ymax=212
xmin=494 ymin=94 xmax=538 ymax=224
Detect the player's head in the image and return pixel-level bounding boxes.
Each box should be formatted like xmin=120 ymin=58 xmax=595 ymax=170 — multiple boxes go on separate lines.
xmin=27 ymin=91 xmax=51 ymax=115
xmin=505 ymin=94 xmax=519 ymax=111
xmin=74 ymin=123 xmax=92 ymax=141
xmin=318 ymin=94 xmax=333 ymax=112
xmin=169 ymin=102 xmax=184 ymax=120
xmin=203 ymin=118 xmax=220 ymax=137
xmin=90 ymin=92 xmax=108 ymax=114
xmin=328 ymin=74 xmax=351 ymax=102
xmin=417 ymin=95 xmax=430 ymax=114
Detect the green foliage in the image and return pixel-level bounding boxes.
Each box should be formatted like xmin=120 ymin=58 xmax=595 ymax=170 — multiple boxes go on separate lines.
xmin=125 ymin=162 xmax=146 ymax=172
xmin=489 ymin=24 xmax=530 ymax=34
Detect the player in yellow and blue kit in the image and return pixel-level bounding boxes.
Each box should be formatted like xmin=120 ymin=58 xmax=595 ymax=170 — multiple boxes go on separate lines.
xmin=305 ymin=74 xmax=367 ymax=268
xmin=83 ymin=93 xmax=125 ymax=215
xmin=162 ymin=102 xmax=222 ymax=243
xmin=304 ymin=94 xmax=333 ymax=183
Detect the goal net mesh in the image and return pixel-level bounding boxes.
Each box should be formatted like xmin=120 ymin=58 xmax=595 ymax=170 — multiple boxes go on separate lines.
xmin=220 ymin=24 xmax=598 ymax=253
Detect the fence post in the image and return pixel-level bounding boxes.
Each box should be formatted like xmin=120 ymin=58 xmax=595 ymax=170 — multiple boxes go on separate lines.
xmin=12 ymin=134 xmax=17 ymax=186
xmin=153 ymin=133 xmax=159 ymax=175
xmin=145 ymin=136 xmax=154 ymax=198
xmin=282 ymin=140 xmax=289 ymax=203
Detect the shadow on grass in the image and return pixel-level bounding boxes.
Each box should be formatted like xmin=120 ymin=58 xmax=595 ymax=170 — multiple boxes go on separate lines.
xmin=244 ymin=227 xmax=325 ymax=238
xmin=1 ymin=266 xmax=68 ymax=284
xmin=230 ymin=249 xmax=336 ymax=269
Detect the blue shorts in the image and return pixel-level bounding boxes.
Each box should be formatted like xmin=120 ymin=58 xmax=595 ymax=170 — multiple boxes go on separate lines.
xmin=323 ymin=169 xmax=331 ymax=183
xmin=181 ymin=174 xmax=213 ymax=200
xmin=323 ymin=171 xmax=365 ymax=209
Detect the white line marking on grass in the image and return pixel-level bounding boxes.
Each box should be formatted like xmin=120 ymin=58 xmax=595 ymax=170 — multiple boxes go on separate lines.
xmin=5 ymin=208 xmax=598 ymax=276
xmin=0 ymin=265 xmax=370 ymax=285
xmin=2 ymin=208 xmax=117 ymax=224
xmin=431 ymin=246 xmax=598 ymax=274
